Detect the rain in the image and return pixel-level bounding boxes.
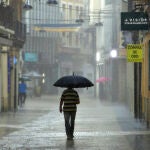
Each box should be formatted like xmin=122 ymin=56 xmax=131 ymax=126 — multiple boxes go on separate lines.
xmin=0 ymin=0 xmax=150 ymax=149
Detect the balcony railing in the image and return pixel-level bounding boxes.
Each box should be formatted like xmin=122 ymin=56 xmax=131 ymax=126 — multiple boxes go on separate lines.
xmin=14 ymin=21 xmax=26 ymax=42
xmin=0 ymin=3 xmax=14 ymax=30
xmin=0 ymin=3 xmax=26 ymax=47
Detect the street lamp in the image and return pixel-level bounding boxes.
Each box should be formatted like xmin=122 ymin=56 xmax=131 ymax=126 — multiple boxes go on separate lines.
xmin=42 ymin=73 xmax=45 ymax=84
xmin=23 ymin=0 xmax=33 ymax=10
xmin=47 ymin=0 xmax=58 ymax=5
xmin=110 ymin=49 xmax=118 ymax=58
xmin=96 ymin=51 xmax=100 ymax=63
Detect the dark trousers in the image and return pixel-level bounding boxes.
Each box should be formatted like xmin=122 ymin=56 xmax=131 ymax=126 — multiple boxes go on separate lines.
xmin=18 ymin=93 xmax=26 ymax=106
xmin=63 ymin=111 xmax=76 ymax=137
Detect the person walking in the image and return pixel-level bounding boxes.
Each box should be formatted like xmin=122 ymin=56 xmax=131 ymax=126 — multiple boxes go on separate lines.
xmin=59 ymin=87 xmax=80 ymax=140
xmin=18 ymin=80 xmax=27 ymax=106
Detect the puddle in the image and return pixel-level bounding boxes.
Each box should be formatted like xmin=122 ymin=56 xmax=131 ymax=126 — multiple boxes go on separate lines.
xmin=0 ymin=127 xmax=19 ymax=138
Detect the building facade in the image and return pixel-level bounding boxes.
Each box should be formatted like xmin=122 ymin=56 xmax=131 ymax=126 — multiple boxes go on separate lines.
xmin=96 ymin=0 xmax=129 ymax=103
xmin=0 ymin=0 xmax=26 ymax=111
xmin=128 ymin=0 xmax=150 ymax=127
xmin=22 ymin=0 xmax=61 ymax=94
xmin=56 ymin=0 xmax=95 ymax=95
xmin=21 ymin=0 xmax=96 ymax=96
xmin=100 ymin=0 xmax=150 ymax=127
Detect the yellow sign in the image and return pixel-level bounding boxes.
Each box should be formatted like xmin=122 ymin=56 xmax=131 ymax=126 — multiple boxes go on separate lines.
xmin=127 ymin=44 xmax=143 ymax=62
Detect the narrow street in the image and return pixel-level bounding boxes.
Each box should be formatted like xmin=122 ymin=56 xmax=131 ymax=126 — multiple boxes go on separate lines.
xmin=0 ymin=94 xmax=150 ymax=150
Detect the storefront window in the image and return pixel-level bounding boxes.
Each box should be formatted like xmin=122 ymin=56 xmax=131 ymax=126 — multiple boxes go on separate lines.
xmin=105 ymin=0 xmax=112 ymax=5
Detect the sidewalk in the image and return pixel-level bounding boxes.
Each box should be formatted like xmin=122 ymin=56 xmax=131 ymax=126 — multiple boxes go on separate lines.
xmin=0 ymin=94 xmax=150 ymax=150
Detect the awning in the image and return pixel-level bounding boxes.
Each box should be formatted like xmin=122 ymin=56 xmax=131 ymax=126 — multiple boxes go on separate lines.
xmin=33 ymin=24 xmax=82 ymax=32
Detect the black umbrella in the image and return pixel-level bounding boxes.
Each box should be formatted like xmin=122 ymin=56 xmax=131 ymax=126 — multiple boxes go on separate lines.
xmin=53 ymin=75 xmax=94 ymax=88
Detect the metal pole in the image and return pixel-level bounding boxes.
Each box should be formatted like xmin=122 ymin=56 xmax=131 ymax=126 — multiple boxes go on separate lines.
xmin=14 ymin=65 xmax=17 ymax=110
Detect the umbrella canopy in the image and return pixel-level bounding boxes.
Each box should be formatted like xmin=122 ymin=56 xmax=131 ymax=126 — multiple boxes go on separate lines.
xmin=96 ymin=77 xmax=110 ymax=83
xmin=53 ymin=75 xmax=94 ymax=88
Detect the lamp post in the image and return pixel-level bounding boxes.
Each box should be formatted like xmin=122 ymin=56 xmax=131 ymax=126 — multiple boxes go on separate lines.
xmin=96 ymin=51 xmax=104 ymax=98
xmin=110 ymin=49 xmax=118 ymax=102
xmin=96 ymin=51 xmax=101 ymax=80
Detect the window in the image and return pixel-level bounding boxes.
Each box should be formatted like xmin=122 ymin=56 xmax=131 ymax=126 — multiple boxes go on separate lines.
xmin=105 ymin=0 xmax=112 ymax=5
xmin=62 ymin=32 xmax=66 ymax=37
xmin=75 ymin=34 xmax=79 ymax=46
xmin=69 ymin=5 xmax=72 ymax=20
xmin=80 ymin=7 xmax=83 ymax=19
xmin=69 ymin=33 xmax=72 ymax=46
xmin=76 ymin=6 xmax=79 ymax=19
xmin=62 ymin=4 xmax=66 ymax=22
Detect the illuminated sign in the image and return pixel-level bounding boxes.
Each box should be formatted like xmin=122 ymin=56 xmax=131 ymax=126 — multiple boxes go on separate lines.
xmin=24 ymin=52 xmax=38 ymax=62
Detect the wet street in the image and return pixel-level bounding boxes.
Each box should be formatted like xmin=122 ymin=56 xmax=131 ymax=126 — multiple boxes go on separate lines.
xmin=0 ymin=94 xmax=150 ymax=150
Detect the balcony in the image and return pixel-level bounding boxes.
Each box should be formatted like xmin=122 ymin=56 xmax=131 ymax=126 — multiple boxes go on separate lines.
xmin=0 ymin=3 xmax=14 ymax=35
xmin=13 ymin=21 xmax=26 ymax=48
xmin=0 ymin=3 xmax=26 ymax=47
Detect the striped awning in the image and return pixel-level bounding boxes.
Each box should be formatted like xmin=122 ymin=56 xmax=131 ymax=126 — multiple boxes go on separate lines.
xmin=33 ymin=24 xmax=82 ymax=32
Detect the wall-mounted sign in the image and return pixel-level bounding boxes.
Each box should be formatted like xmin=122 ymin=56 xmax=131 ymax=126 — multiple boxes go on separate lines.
xmin=121 ymin=12 xmax=149 ymax=30
xmin=13 ymin=56 xmax=17 ymax=65
xmin=127 ymin=44 xmax=143 ymax=62
xmin=24 ymin=52 xmax=38 ymax=62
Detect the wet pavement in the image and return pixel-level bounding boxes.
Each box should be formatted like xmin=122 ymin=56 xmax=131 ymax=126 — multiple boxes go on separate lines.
xmin=0 ymin=94 xmax=150 ymax=150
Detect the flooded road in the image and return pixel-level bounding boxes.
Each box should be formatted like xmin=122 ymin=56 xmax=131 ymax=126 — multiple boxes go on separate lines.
xmin=0 ymin=95 xmax=150 ymax=150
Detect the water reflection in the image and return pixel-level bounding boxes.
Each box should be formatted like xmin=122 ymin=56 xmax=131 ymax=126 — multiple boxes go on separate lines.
xmin=0 ymin=127 xmax=18 ymax=138
xmin=132 ymin=135 xmax=142 ymax=150
xmin=127 ymin=135 xmax=150 ymax=150
xmin=66 ymin=139 xmax=75 ymax=150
